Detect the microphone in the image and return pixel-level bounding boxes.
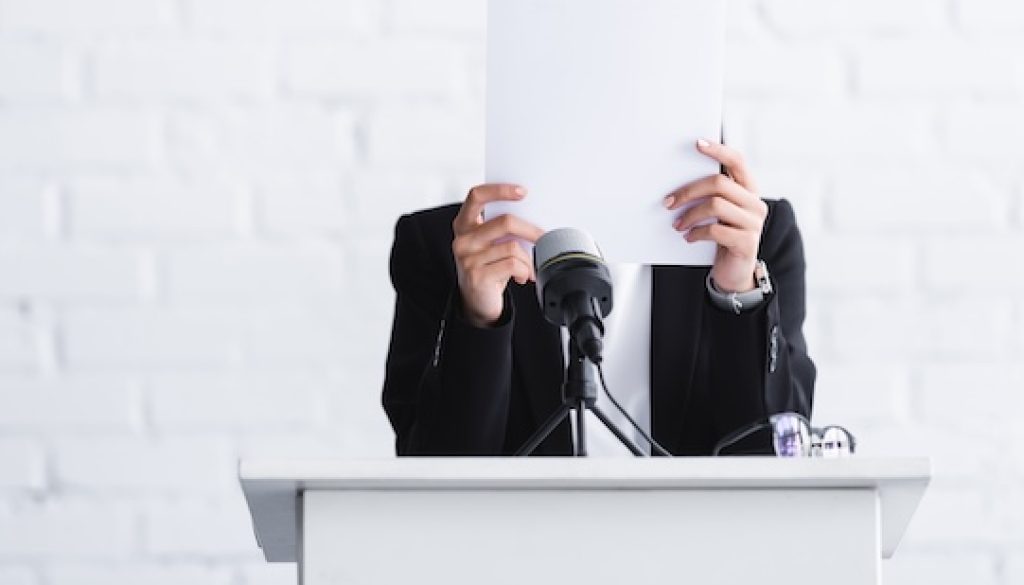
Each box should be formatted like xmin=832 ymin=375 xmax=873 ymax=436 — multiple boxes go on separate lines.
xmin=533 ymin=228 xmax=613 ymax=363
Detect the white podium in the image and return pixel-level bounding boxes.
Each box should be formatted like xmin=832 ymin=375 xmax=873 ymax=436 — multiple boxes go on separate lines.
xmin=240 ymin=458 xmax=930 ymax=585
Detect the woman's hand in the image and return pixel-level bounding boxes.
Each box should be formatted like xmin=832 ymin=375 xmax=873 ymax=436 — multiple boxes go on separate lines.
xmin=664 ymin=139 xmax=768 ymax=293
xmin=452 ymin=184 xmax=545 ymax=328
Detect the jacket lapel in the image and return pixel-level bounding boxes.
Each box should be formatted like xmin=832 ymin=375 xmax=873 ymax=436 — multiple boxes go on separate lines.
xmin=650 ymin=265 xmax=705 ymax=454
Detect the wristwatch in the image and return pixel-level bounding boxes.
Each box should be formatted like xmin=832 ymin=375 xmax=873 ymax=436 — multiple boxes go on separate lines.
xmin=706 ymin=260 xmax=773 ymax=315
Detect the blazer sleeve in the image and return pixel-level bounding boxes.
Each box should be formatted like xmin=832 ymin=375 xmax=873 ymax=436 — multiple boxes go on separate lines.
xmin=703 ymin=198 xmax=817 ymax=453
xmin=382 ymin=213 xmax=516 ymax=455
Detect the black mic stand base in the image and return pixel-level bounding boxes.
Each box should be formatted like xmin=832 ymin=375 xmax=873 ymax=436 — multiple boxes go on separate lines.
xmin=515 ymin=343 xmax=646 ymax=457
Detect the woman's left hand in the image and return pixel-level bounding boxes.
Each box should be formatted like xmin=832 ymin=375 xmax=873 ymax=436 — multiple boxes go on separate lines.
xmin=663 ymin=139 xmax=768 ymax=293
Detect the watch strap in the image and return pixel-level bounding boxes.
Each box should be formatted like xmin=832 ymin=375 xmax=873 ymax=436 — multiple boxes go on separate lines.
xmin=706 ymin=260 xmax=773 ymax=315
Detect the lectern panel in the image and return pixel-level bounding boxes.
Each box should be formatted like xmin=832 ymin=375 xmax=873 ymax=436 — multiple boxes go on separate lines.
xmin=302 ymin=488 xmax=879 ymax=585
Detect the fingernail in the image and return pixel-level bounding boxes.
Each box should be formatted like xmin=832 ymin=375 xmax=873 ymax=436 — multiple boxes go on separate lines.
xmin=514 ymin=186 xmax=527 ymax=196
xmin=663 ymin=195 xmax=674 ymax=209
xmin=697 ymin=138 xmax=711 ymax=149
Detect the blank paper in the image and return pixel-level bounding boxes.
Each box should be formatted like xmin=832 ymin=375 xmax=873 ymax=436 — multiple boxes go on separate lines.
xmin=484 ymin=0 xmax=726 ymax=265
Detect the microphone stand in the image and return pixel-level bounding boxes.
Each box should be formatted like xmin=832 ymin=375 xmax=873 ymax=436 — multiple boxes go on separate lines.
xmin=515 ymin=336 xmax=645 ymax=457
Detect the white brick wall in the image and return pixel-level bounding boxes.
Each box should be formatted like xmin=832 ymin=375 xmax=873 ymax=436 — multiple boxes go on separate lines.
xmin=180 ymin=0 xmax=380 ymax=35
xmin=0 ymin=108 xmax=162 ymax=170
xmin=0 ymin=41 xmax=79 ymax=102
xmin=68 ymin=175 xmax=244 ymax=239
xmin=0 ymin=1 xmax=1021 ymax=583
xmin=0 ymin=498 xmax=136 ymax=559
xmin=0 ymin=567 xmax=36 ymax=585
xmin=94 ymin=40 xmax=278 ymax=102
xmin=0 ymin=0 xmax=178 ymax=33
xmin=0 ymin=438 xmax=45 ymax=490
xmin=0 ymin=376 xmax=140 ymax=431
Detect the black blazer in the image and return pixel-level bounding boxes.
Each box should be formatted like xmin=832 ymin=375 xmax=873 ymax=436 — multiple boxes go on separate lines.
xmin=382 ymin=199 xmax=815 ymax=456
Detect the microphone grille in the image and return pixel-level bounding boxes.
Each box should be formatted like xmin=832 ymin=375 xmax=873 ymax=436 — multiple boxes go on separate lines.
xmin=533 ymin=228 xmax=603 ymax=271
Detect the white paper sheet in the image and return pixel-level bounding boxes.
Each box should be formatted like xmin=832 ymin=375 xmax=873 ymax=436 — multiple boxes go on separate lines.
xmin=484 ymin=0 xmax=726 ymax=265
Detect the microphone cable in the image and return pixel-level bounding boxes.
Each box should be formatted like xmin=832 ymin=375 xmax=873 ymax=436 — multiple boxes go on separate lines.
xmin=595 ymin=363 xmax=673 ymax=457
xmin=711 ymin=421 xmax=770 ymax=456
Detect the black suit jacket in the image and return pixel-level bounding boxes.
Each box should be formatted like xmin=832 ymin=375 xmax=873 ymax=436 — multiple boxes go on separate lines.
xmin=382 ymin=199 xmax=815 ymax=456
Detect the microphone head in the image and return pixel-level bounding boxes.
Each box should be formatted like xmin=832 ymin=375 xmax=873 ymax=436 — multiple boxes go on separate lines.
xmin=533 ymin=228 xmax=604 ymax=273
xmin=533 ymin=228 xmax=613 ymax=347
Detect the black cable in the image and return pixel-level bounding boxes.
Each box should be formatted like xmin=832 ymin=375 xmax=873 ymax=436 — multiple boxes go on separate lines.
xmin=711 ymin=421 xmax=770 ymax=456
xmin=595 ymin=363 xmax=673 ymax=457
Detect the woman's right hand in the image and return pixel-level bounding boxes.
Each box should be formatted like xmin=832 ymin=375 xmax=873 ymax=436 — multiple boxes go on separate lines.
xmin=452 ymin=184 xmax=545 ymax=328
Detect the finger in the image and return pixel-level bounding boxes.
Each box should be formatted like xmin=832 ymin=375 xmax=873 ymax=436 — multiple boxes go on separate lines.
xmin=695 ymin=139 xmax=758 ymax=193
xmin=476 ymin=255 xmax=533 ymax=287
xmin=463 ymin=240 xmax=536 ymax=280
xmin=674 ymin=196 xmax=759 ymax=232
xmin=684 ymin=223 xmax=752 ymax=251
xmin=453 ymin=184 xmax=527 ymax=234
xmin=458 ymin=214 xmax=545 ymax=255
xmin=665 ymin=173 xmax=758 ymax=212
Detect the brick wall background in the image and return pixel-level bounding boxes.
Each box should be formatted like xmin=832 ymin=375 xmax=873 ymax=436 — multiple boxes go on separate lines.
xmin=0 ymin=0 xmax=1022 ymax=583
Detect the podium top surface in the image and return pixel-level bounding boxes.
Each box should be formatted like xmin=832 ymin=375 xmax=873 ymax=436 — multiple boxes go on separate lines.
xmin=240 ymin=457 xmax=930 ymax=562
xmin=240 ymin=456 xmax=929 ymax=489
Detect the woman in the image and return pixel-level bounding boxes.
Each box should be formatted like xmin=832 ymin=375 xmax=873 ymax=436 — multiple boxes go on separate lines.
xmin=382 ymin=139 xmax=815 ymax=456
